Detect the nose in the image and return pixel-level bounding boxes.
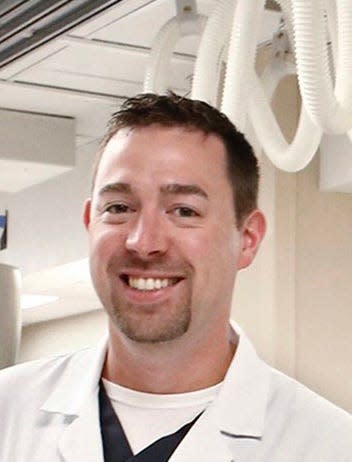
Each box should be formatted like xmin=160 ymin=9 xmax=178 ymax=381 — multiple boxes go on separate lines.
xmin=125 ymin=211 xmax=168 ymax=259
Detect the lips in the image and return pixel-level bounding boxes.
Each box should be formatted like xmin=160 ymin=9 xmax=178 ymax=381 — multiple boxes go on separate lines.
xmin=120 ymin=274 xmax=182 ymax=292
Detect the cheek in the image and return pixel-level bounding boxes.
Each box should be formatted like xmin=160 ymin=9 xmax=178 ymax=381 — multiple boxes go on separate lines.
xmin=203 ymin=227 xmax=240 ymax=276
xmin=89 ymin=227 xmax=125 ymax=266
xmin=182 ymin=226 xmax=233 ymax=272
xmin=177 ymin=230 xmax=213 ymax=260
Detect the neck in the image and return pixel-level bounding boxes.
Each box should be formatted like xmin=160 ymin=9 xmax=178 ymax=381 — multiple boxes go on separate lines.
xmin=102 ymin=322 xmax=238 ymax=394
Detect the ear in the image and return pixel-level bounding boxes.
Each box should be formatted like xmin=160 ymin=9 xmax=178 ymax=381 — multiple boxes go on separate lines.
xmin=83 ymin=198 xmax=92 ymax=230
xmin=237 ymin=209 xmax=266 ymax=270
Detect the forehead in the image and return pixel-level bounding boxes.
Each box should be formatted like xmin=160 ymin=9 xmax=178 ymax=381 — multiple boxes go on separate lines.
xmin=94 ymin=125 xmax=230 ymax=192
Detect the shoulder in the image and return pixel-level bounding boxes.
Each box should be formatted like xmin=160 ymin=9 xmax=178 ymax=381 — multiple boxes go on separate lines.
xmin=0 ymin=347 xmax=93 ymax=410
xmin=268 ymin=365 xmax=351 ymax=424
xmin=266 ymin=365 xmax=352 ymax=457
xmin=0 ymin=349 xmax=83 ymax=384
xmin=0 ymin=346 xmax=105 ymax=460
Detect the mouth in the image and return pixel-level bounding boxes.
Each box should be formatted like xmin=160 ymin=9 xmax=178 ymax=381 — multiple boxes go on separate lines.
xmin=120 ymin=274 xmax=182 ymax=292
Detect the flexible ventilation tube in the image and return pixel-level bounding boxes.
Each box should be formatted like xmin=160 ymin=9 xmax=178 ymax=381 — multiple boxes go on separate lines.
xmin=143 ymin=17 xmax=181 ymax=94
xmin=292 ymin=0 xmax=352 ymax=133
xmin=191 ymin=0 xmax=235 ymax=106
xmin=325 ymin=0 xmax=338 ymax=69
xmin=248 ymin=59 xmax=322 ymax=172
xmin=334 ymin=0 xmax=352 ymax=116
xmin=221 ymin=0 xmax=266 ymax=131
xmin=144 ymin=14 xmax=205 ymax=94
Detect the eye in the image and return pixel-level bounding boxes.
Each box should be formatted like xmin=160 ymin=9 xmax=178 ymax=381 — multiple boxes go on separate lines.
xmin=100 ymin=202 xmax=135 ymax=223
xmin=105 ymin=203 xmax=131 ymax=214
xmin=172 ymin=206 xmax=199 ymax=217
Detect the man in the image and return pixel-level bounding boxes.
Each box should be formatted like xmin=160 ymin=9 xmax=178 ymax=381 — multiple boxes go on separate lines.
xmin=0 ymin=93 xmax=351 ymax=461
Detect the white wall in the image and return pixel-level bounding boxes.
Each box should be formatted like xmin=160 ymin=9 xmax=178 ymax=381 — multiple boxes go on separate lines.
xmin=19 ymin=309 xmax=107 ymax=363
xmin=0 ymin=140 xmax=98 ymax=274
xmin=233 ymin=75 xmax=352 ymax=412
xmin=295 ymin=156 xmax=352 ymax=412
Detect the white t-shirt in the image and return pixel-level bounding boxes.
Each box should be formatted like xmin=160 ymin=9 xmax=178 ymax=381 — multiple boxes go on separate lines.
xmin=102 ymin=378 xmax=222 ymax=454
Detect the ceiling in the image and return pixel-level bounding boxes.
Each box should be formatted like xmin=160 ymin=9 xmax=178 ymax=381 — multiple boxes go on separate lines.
xmin=0 ymin=0 xmax=281 ymax=153
xmin=0 ymin=0 xmax=281 ymax=321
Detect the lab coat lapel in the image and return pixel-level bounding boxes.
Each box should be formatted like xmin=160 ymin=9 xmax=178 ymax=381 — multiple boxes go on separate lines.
xmin=58 ymin=395 xmax=104 ymax=462
xmin=171 ymin=324 xmax=270 ymax=462
xmin=214 ymin=327 xmax=270 ymax=437
xmin=40 ymin=337 xmax=108 ymax=462
xmin=169 ymin=410 xmax=234 ymax=462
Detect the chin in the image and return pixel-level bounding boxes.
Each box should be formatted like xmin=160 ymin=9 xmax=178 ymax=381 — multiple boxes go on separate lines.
xmin=112 ymin=310 xmax=191 ymax=345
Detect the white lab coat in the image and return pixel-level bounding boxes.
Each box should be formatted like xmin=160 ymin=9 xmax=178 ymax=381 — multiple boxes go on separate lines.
xmin=0 ymin=325 xmax=351 ymax=462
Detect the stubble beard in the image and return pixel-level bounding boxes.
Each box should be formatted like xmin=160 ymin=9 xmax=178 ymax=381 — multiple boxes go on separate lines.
xmin=97 ymin=256 xmax=193 ymax=343
xmin=108 ymin=296 xmax=192 ymax=343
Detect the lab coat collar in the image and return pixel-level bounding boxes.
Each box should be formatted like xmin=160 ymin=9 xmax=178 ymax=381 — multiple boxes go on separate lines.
xmin=40 ymin=335 xmax=108 ymax=415
xmin=170 ymin=410 xmax=235 ymax=461
xmin=170 ymin=322 xmax=270 ymax=462
xmin=212 ymin=321 xmax=270 ymax=439
xmin=40 ymin=322 xmax=270 ymax=453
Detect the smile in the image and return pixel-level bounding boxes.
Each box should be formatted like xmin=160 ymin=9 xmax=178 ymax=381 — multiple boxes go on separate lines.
xmin=120 ymin=275 xmax=181 ymax=291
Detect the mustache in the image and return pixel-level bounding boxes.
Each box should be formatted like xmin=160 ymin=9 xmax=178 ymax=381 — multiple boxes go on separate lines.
xmin=107 ymin=255 xmax=190 ymax=275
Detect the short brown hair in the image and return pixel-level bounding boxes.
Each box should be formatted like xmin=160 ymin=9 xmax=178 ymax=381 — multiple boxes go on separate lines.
xmin=93 ymin=93 xmax=259 ymax=226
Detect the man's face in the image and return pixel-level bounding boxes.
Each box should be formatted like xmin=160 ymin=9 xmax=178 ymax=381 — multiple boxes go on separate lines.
xmin=84 ymin=125 xmax=263 ymax=344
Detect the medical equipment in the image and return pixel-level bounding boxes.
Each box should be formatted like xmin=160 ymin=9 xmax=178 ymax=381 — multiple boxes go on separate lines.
xmin=144 ymin=0 xmax=352 ymax=172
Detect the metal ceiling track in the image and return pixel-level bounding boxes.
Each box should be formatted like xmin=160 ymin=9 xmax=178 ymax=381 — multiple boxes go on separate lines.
xmin=0 ymin=0 xmax=123 ymax=69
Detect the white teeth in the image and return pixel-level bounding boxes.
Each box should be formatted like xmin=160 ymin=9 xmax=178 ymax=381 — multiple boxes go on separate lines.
xmin=128 ymin=277 xmax=174 ymax=291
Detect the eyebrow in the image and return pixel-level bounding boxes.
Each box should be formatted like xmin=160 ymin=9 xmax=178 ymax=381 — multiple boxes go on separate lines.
xmin=98 ymin=182 xmax=132 ymax=196
xmin=97 ymin=182 xmax=208 ymax=200
xmin=160 ymin=183 xmax=208 ymax=200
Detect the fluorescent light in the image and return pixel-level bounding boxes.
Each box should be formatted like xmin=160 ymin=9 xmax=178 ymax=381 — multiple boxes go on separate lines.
xmin=21 ymin=294 xmax=59 ymax=310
